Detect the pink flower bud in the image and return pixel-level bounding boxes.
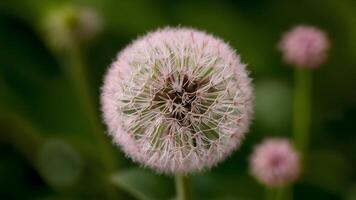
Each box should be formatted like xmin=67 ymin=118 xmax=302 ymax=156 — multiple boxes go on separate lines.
xmin=250 ymin=138 xmax=300 ymax=187
xmin=279 ymin=25 xmax=330 ymax=68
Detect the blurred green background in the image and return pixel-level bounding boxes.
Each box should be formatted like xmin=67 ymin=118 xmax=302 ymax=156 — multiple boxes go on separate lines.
xmin=1 ymin=0 xmax=355 ymax=199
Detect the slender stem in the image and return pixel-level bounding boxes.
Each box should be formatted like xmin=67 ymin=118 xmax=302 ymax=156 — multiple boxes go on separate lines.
xmin=62 ymin=45 xmax=119 ymax=199
xmin=266 ymin=67 xmax=311 ymax=200
xmin=175 ymin=175 xmax=191 ymax=200
xmin=265 ymin=187 xmax=274 ymax=200
xmin=265 ymin=187 xmax=291 ymax=200
xmin=65 ymin=45 xmax=117 ymax=171
xmin=289 ymin=68 xmax=312 ymax=200
xmin=293 ymin=68 xmax=312 ymax=158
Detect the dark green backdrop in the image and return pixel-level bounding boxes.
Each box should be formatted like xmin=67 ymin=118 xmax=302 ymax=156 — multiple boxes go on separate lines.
xmin=1 ymin=0 xmax=355 ymax=199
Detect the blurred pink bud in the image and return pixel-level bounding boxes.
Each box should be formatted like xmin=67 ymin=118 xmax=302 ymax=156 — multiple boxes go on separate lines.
xmin=250 ymin=138 xmax=300 ymax=187
xmin=101 ymin=27 xmax=254 ymax=175
xmin=279 ymin=25 xmax=330 ymax=68
xmin=43 ymin=5 xmax=102 ymax=50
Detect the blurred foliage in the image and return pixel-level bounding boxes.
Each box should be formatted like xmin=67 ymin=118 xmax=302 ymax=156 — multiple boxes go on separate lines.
xmin=111 ymin=169 xmax=174 ymax=200
xmin=1 ymin=0 xmax=356 ymax=199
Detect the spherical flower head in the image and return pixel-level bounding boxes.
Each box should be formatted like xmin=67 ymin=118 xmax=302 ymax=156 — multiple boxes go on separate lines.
xmin=250 ymin=138 xmax=300 ymax=187
xmin=278 ymin=25 xmax=330 ymax=68
xmin=101 ymin=27 xmax=253 ymax=175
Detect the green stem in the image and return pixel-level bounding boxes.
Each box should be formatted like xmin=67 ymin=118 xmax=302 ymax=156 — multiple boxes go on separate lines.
xmin=265 ymin=187 xmax=275 ymax=200
xmin=289 ymin=68 xmax=311 ymax=200
xmin=62 ymin=45 xmax=119 ymax=199
xmin=66 ymin=45 xmax=117 ymax=170
xmin=265 ymin=187 xmax=291 ymax=200
xmin=293 ymin=69 xmax=312 ymax=158
xmin=175 ymin=175 xmax=191 ymax=200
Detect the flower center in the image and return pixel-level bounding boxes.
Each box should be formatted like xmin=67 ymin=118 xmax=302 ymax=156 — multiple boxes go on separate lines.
xmin=153 ymin=74 xmax=210 ymax=123
xmin=269 ymin=154 xmax=284 ymax=169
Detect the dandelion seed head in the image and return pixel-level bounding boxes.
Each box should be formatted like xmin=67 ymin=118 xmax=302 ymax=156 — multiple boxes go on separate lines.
xmin=279 ymin=25 xmax=330 ymax=68
xmin=101 ymin=27 xmax=253 ymax=174
xmin=250 ymin=138 xmax=300 ymax=187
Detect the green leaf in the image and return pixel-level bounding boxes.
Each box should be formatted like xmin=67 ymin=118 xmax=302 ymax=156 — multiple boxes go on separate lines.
xmin=110 ymin=169 xmax=174 ymax=200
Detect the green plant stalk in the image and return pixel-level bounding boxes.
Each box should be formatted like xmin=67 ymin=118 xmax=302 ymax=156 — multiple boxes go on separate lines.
xmin=63 ymin=44 xmax=119 ymax=199
xmin=293 ymin=69 xmax=312 ymax=157
xmin=265 ymin=186 xmax=291 ymax=200
xmin=283 ymin=68 xmax=312 ymax=200
xmin=175 ymin=175 xmax=191 ymax=200
xmin=66 ymin=45 xmax=117 ymax=170
xmin=264 ymin=69 xmax=311 ymax=200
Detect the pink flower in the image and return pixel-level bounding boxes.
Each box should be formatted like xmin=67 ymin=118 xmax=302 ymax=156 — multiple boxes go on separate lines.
xmin=250 ymin=138 xmax=300 ymax=187
xmin=279 ymin=25 xmax=330 ymax=68
xmin=101 ymin=27 xmax=253 ymax=175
